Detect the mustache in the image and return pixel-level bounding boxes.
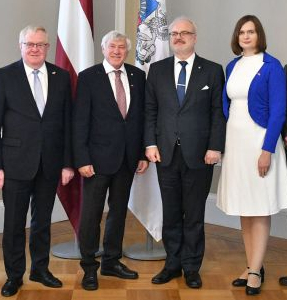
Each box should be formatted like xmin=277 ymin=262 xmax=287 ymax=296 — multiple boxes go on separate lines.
xmin=174 ymin=39 xmax=185 ymax=44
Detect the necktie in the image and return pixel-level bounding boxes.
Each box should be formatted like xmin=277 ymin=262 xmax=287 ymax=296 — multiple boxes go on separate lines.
xmin=32 ymin=70 xmax=45 ymax=116
xmin=177 ymin=61 xmax=188 ymax=106
xmin=114 ymin=70 xmax=127 ymax=118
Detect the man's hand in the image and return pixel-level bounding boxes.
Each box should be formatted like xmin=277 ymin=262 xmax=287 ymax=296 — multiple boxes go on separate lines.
xmin=136 ymin=160 xmax=149 ymax=174
xmin=61 ymin=168 xmax=74 ymax=186
xmin=0 ymin=169 xmax=4 ymax=189
xmin=78 ymin=165 xmax=95 ymax=178
xmin=258 ymin=150 xmax=271 ymax=177
xmin=204 ymin=150 xmax=221 ymax=165
xmin=145 ymin=146 xmax=161 ymax=163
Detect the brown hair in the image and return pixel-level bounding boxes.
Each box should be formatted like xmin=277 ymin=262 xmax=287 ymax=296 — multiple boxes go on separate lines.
xmin=231 ymin=15 xmax=267 ymax=55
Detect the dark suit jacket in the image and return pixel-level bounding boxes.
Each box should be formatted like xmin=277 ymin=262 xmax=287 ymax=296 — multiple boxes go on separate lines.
xmin=0 ymin=60 xmax=72 ymax=180
xmin=73 ymin=63 xmax=146 ymax=174
xmin=144 ymin=55 xmax=226 ymax=169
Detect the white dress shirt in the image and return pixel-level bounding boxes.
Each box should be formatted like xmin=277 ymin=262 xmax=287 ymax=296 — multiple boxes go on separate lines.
xmin=174 ymin=53 xmax=195 ymax=91
xmin=23 ymin=62 xmax=48 ymax=103
xmin=103 ymin=59 xmax=131 ymax=111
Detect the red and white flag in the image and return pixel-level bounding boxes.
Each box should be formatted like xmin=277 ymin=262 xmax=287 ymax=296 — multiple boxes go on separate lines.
xmin=56 ymin=0 xmax=94 ymax=233
xmin=128 ymin=0 xmax=169 ymax=241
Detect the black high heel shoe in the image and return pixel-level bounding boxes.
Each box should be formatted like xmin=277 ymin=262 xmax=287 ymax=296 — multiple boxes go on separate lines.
xmin=232 ymin=267 xmax=264 ymax=287
xmin=246 ymin=271 xmax=262 ymax=295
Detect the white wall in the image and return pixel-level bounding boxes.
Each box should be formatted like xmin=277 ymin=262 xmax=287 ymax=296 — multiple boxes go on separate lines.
xmin=166 ymin=0 xmax=287 ymax=66
xmin=0 ymin=0 xmax=116 ymax=67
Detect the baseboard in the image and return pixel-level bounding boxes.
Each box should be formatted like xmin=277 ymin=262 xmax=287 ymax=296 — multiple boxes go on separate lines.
xmin=205 ymin=193 xmax=287 ymax=239
xmin=1 ymin=194 xmax=287 ymax=239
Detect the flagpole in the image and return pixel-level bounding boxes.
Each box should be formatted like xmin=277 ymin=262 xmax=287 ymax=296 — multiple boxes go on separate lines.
xmin=123 ymin=231 xmax=166 ymax=260
xmin=52 ymin=234 xmax=103 ymax=259
xmin=123 ymin=0 xmax=169 ymax=260
xmin=51 ymin=0 xmax=95 ymax=260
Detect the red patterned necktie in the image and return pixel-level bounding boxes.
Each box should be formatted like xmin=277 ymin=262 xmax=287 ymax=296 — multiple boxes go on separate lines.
xmin=114 ymin=70 xmax=127 ymax=118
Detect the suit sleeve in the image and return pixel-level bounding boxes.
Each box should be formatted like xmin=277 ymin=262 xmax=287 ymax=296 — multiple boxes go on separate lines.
xmin=63 ymin=72 xmax=73 ymax=168
xmin=208 ymin=64 xmax=226 ymax=152
xmin=262 ymin=61 xmax=286 ymax=152
xmin=73 ymin=72 xmax=92 ymax=168
xmin=282 ymin=65 xmax=287 ymax=139
xmin=144 ymin=64 xmax=158 ymax=147
xmin=0 ymin=71 xmax=5 ymax=169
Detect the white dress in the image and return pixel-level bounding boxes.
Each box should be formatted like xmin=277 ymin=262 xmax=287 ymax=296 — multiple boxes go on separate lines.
xmin=217 ymin=53 xmax=287 ymax=216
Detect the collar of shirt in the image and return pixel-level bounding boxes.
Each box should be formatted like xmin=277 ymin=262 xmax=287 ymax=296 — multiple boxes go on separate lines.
xmin=103 ymin=59 xmax=127 ymax=76
xmin=23 ymin=62 xmax=48 ymax=102
xmin=174 ymin=53 xmax=196 ymax=89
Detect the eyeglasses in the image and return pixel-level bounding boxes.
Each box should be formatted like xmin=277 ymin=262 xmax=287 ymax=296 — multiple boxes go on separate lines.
xmin=168 ymin=31 xmax=195 ymax=38
xmin=22 ymin=42 xmax=48 ymax=50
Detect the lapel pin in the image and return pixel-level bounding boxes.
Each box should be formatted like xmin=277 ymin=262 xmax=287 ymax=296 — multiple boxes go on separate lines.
xmin=131 ymin=73 xmax=134 ymax=76
xmin=198 ymin=66 xmax=202 ymax=69
xmin=52 ymin=71 xmax=56 ymax=74
xmin=257 ymin=72 xmax=261 ymax=76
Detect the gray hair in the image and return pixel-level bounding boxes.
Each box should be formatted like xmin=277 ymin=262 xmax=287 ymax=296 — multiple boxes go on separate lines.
xmin=101 ymin=30 xmax=131 ymax=51
xmin=168 ymin=16 xmax=197 ymax=34
xmin=19 ymin=25 xmax=49 ymax=43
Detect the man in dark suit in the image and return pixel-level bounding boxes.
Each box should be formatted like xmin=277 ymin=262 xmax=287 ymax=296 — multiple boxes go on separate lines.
xmin=73 ymin=30 xmax=148 ymax=291
xmin=145 ymin=17 xmax=226 ymax=288
xmin=0 ymin=25 xmax=74 ymax=297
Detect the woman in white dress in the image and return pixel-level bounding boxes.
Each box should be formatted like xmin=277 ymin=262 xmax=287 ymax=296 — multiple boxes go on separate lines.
xmin=217 ymin=15 xmax=287 ymax=295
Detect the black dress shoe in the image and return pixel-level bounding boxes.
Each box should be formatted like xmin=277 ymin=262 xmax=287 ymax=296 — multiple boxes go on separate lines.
xmin=232 ymin=266 xmax=264 ymax=287
xmin=232 ymin=278 xmax=248 ymax=287
xmin=101 ymin=262 xmax=138 ymax=279
xmin=82 ymin=270 xmax=98 ymax=290
xmin=245 ymin=271 xmax=261 ymax=296
xmin=29 ymin=270 xmax=62 ymax=288
xmin=1 ymin=279 xmax=23 ymax=297
xmin=185 ymin=271 xmax=202 ymax=288
xmin=151 ymin=268 xmax=182 ymax=284
xmin=279 ymin=276 xmax=287 ymax=286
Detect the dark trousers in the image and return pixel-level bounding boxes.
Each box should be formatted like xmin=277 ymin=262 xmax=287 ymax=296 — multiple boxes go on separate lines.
xmin=79 ymin=160 xmax=134 ymax=272
xmin=2 ymin=166 xmax=59 ymax=280
xmin=156 ymin=145 xmax=213 ymax=273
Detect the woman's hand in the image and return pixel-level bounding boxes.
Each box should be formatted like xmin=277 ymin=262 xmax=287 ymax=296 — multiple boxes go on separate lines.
xmin=258 ymin=150 xmax=271 ymax=177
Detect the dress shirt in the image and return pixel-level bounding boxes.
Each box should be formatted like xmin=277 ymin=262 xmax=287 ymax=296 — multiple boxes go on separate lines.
xmin=174 ymin=53 xmax=195 ymax=91
xmin=103 ymin=59 xmax=131 ymax=111
xmin=23 ymin=62 xmax=48 ymax=103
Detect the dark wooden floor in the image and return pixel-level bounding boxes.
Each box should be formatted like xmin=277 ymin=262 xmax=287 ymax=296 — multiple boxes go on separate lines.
xmin=1 ymin=212 xmax=287 ymax=299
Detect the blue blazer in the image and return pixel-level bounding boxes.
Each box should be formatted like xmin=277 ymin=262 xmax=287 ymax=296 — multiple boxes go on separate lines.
xmin=222 ymin=52 xmax=286 ymax=153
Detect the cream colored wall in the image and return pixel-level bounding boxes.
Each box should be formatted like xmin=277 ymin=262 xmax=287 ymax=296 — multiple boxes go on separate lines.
xmin=125 ymin=0 xmax=139 ymax=65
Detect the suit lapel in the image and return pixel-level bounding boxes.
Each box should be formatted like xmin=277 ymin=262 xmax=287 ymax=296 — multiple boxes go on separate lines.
xmin=96 ymin=64 xmax=122 ymax=115
xmin=44 ymin=62 xmax=58 ymax=117
xmin=182 ymin=55 xmax=203 ymax=107
xmin=16 ymin=60 xmax=42 ymax=118
xmin=166 ymin=57 xmax=181 ymax=108
xmin=125 ymin=64 xmax=136 ymax=118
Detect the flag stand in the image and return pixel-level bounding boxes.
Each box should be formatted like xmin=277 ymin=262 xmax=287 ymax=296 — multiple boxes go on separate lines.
xmin=51 ymin=233 xmax=103 ymax=259
xmin=123 ymin=230 xmax=166 ymax=260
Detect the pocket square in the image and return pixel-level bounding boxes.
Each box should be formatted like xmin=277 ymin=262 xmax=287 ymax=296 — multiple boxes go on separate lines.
xmin=201 ymin=85 xmax=209 ymax=90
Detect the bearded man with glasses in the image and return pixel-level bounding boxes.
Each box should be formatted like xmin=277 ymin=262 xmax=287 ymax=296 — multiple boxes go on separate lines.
xmin=145 ymin=16 xmax=226 ymax=289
